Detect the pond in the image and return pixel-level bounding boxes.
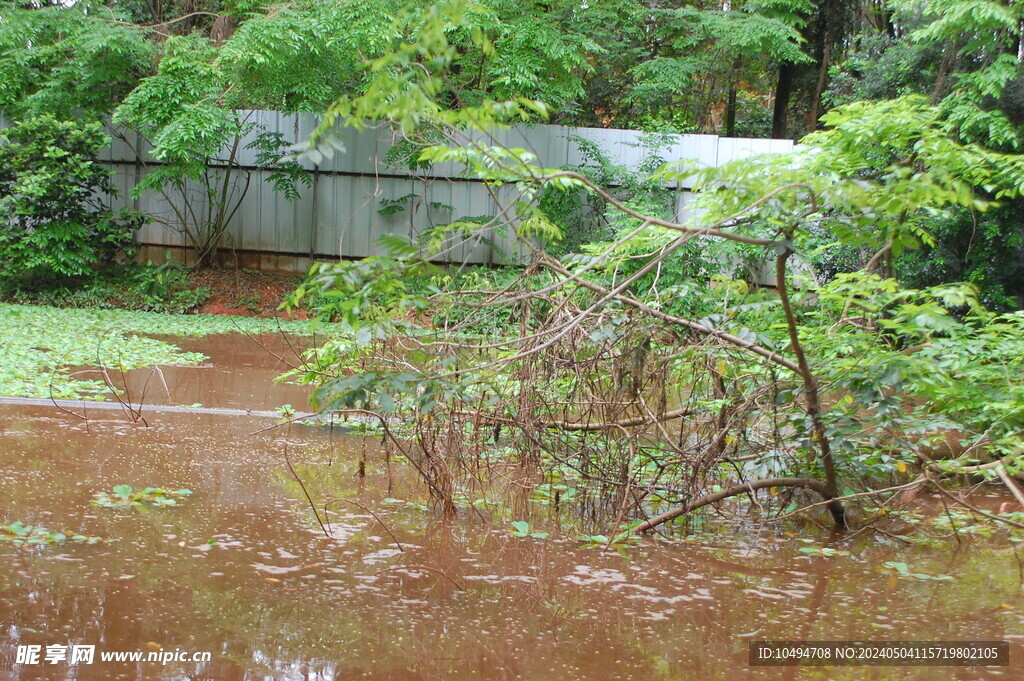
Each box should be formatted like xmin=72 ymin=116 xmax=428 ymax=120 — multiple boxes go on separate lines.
xmin=1 ymin=333 xmax=1022 ymax=680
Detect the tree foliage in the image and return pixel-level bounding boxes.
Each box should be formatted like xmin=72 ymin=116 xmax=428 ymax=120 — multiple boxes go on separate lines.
xmin=276 ymin=10 xmax=1024 ymax=536
xmin=0 ymin=2 xmax=152 ymax=120
xmin=0 ymin=116 xmax=138 ymax=281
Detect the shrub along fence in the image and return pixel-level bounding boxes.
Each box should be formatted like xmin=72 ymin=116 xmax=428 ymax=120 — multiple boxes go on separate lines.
xmin=1 ymin=111 xmax=793 ymax=271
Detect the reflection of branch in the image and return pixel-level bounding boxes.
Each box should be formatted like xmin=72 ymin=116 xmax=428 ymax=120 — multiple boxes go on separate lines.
xmin=323 ymin=497 xmax=404 ymax=552
xmin=333 ymin=408 xmax=454 ymax=508
xmin=376 ymin=563 xmax=464 ymax=591
xmin=781 ymin=552 xmax=836 ymax=681
xmin=48 ymin=351 xmax=90 ymax=434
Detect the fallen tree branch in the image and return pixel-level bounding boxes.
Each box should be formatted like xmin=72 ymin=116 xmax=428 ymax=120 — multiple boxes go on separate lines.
xmin=995 ymin=466 xmax=1024 ymax=511
xmin=323 ymin=497 xmax=404 ymax=552
xmin=455 ymin=405 xmax=696 ymax=432
xmin=634 ymin=477 xmax=837 ymax=533
xmin=539 ymin=404 xmax=695 ymax=432
xmin=927 ymin=476 xmax=1024 ymax=530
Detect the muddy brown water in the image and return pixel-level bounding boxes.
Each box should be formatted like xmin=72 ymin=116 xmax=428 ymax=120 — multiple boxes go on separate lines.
xmin=92 ymin=333 xmax=316 ymax=414
xmin=1 ymin=334 xmax=1023 ymax=680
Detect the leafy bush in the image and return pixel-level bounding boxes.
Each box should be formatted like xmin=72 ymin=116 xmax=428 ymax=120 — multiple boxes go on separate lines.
xmin=800 ymin=273 xmax=1024 ymax=477
xmin=895 ymin=203 xmax=1024 ymax=311
xmin=807 ymin=204 xmax=1024 ymax=312
xmin=0 ymin=116 xmax=140 ymax=282
xmin=122 ymin=261 xmax=211 ymax=313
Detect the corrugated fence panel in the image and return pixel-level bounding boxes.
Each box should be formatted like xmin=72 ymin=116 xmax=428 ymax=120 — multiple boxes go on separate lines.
xmin=1 ymin=109 xmax=795 ymax=268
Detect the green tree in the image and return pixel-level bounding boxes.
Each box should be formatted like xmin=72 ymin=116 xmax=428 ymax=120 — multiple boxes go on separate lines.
xmin=627 ymin=0 xmax=811 ymax=134
xmin=822 ymin=0 xmax=1024 ymax=307
xmin=0 ymin=1 xmax=152 ymax=120
xmin=0 ymin=116 xmax=139 ymax=281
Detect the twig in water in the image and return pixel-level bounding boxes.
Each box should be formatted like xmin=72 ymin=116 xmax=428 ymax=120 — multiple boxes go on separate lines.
xmin=282 ymin=426 xmax=330 ymax=537
xmin=928 ymin=476 xmax=1024 ymax=530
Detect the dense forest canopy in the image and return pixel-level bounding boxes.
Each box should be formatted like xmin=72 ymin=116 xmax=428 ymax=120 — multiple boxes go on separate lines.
xmin=2 ymin=0 xmax=1022 ymax=137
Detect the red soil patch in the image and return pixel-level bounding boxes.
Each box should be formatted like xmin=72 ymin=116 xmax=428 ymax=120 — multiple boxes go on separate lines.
xmin=187 ymin=268 xmax=310 ymax=320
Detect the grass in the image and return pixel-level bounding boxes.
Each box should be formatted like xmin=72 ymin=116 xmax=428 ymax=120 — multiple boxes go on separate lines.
xmin=0 ymin=303 xmax=344 ymax=400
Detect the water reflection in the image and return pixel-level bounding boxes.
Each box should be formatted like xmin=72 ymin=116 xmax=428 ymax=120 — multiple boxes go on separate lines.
xmin=99 ymin=332 xmax=314 ymax=414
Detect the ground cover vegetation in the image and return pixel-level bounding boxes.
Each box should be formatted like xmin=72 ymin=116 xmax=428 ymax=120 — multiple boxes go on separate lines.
xmin=2 ymin=0 xmax=1024 ymax=536
xmin=0 ymin=303 xmax=336 ymax=399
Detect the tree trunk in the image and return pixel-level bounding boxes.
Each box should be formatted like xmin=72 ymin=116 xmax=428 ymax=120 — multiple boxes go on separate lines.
xmin=932 ymin=42 xmax=955 ymax=103
xmin=725 ymin=56 xmax=742 ymax=137
xmin=807 ymin=0 xmax=836 ymax=131
xmin=725 ymin=85 xmax=737 ymax=137
xmin=808 ymin=38 xmax=832 ymax=130
xmin=775 ymin=248 xmax=845 ymax=527
xmin=772 ymin=62 xmax=794 ymax=138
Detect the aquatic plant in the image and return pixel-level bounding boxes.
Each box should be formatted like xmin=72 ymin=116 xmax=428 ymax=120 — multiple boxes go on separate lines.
xmin=1 ymin=521 xmax=105 ymax=546
xmin=509 ymin=521 xmax=548 ymax=539
xmin=91 ymin=485 xmax=192 ymax=510
xmin=0 ymin=303 xmax=347 ymax=400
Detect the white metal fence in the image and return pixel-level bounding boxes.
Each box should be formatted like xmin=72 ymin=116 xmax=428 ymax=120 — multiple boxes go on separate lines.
xmin=2 ymin=110 xmax=793 ymax=269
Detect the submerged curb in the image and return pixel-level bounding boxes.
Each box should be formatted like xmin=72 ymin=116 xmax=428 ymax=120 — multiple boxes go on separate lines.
xmin=0 ymin=395 xmax=313 ymax=420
